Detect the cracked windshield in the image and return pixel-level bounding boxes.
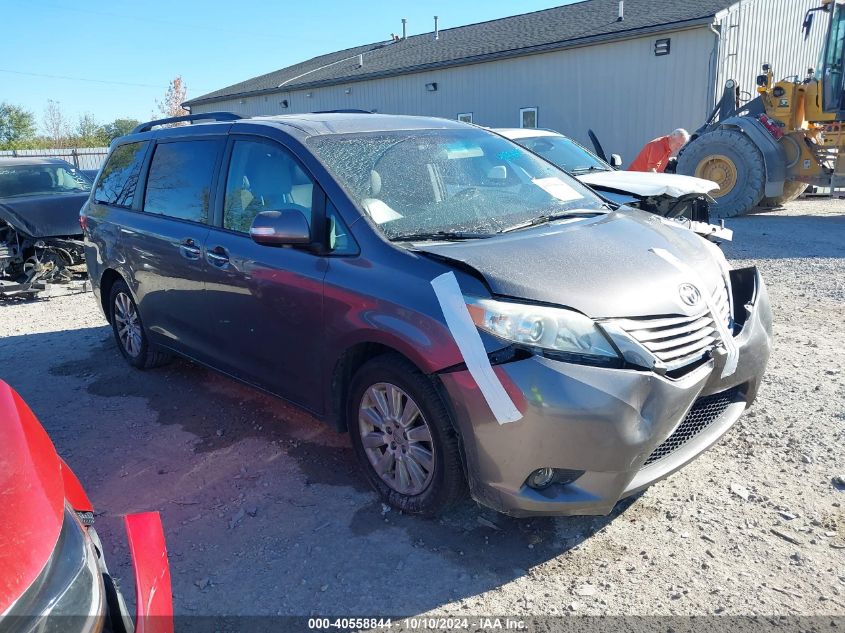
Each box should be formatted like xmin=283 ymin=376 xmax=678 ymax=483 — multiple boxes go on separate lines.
xmin=309 ymin=128 xmax=606 ymax=240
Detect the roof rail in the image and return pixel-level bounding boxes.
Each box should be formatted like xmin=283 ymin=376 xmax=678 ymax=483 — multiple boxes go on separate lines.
xmin=131 ymin=111 xmax=243 ymax=134
xmin=311 ymin=109 xmax=373 ymax=114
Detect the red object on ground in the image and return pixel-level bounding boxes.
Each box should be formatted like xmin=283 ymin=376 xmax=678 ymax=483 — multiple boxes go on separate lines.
xmin=0 ymin=383 xmax=65 ymax=614
xmin=125 ymin=512 xmax=174 ymax=633
xmin=0 ymin=379 xmax=173 ymax=632
xmin=629 ymin=135 xmax=674 ymax=172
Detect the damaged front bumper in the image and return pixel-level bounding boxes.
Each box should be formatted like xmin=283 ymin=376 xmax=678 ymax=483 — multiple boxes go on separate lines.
xmin=439 ymin=267 xmax=772 ymax=517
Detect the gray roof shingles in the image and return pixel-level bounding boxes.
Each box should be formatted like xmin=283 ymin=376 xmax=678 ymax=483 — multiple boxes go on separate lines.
xmin=185 ymin=0 xmax=734 ymax=105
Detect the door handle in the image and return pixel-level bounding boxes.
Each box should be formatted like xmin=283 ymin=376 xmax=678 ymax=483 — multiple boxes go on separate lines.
xmin=178 ymin=238 xmax=201 ymax=260
xmin=206 ymin=246 xmax=230 ymax=269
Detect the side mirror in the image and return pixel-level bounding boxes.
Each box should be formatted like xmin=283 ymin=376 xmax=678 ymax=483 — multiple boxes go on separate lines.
xmin=610 ymin=154 xmax=623 ymax=169
xmin=249 ymin=209 xmax=311 ymax=246
xmin=803 ymin=11 xmax=814 ymax=40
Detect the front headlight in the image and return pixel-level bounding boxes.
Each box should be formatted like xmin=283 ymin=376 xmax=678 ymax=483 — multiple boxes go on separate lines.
xmin=465 ymin=297 xmax=620 ymax=363
xmin=3 ymin=507 xmax=105 ymax=632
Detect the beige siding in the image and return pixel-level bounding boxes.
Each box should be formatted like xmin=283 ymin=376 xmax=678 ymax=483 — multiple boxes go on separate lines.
xmin=192 ymin=27 xmax=716 ymax=165
xmin=715 ymin=0 xmax=826 ymax=100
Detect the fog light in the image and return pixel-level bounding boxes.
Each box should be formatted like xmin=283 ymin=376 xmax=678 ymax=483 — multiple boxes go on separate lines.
xmin=525 ymin=468 xmax=585 ymax=490
xmin=527 ymin=467 xmax=555 ymax=489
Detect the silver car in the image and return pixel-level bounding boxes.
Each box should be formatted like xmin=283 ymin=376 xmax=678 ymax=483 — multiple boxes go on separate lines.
xmin=83 ymin=112 xmax=771 ymax=517
xmin=494 ymin=128 xmax=728 ymax=239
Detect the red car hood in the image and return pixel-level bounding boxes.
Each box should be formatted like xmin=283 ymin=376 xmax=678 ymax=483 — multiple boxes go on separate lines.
xmin=0 ymin=383 xmax=65 ymax=614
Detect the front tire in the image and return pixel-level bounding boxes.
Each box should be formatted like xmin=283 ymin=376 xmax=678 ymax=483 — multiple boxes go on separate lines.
xmin=347 ymin=354 xmax=467 ymax=516
xmin=677 ymin=128 xmax=766 ymax=218
xmin=109 ymin=280 xmax=171 ymax=369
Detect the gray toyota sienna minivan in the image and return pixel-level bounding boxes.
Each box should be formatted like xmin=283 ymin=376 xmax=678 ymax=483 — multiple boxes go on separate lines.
xmin=82 ymin=112 xmax=772 ymax=517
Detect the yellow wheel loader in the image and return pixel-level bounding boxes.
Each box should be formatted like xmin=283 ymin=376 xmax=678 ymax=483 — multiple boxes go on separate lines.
xmin=677 ymin=0 xmax=845 ymax=217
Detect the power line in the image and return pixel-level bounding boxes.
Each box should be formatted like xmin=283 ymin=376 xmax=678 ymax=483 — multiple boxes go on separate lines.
xmin=0 ymin=69 xmax=210 ymax=92
xmin=0 ymin=68 xmax=165 ymax=89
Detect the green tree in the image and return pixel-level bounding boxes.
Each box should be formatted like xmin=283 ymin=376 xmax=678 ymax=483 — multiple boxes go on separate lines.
xmin=0 ymin=102 xmax=37 ymax=149
xmin=103 ymin=118 xmax=140 ymax=141
xmin=74 ymin=113 xmax=109 ymax=147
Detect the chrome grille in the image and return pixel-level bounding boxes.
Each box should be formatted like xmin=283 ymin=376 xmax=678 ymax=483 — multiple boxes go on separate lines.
xmin=643 ymin=386 xmax=742 ymax=467
xmin=609 ymin=284 xmax=732 ymax=370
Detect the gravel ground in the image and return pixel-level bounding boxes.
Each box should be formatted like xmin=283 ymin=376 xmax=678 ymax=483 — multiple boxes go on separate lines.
xmin=0 ymin=199 xmax=843 ymax=622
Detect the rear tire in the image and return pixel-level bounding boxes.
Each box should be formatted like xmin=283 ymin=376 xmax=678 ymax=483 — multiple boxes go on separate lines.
xmin=759 ymin=181 xmax=808 ymax=208
xmin=347 ymin=354 xmax=467 ymax=517
xmin=108 ymin=280 xmax=171 ymax=369
xmin=677 ymin=128 xmax=766 ymax=218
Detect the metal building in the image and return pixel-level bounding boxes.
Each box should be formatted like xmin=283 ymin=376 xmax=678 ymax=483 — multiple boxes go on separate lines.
xmin=184 ymin=0 xmax=826 ymax=164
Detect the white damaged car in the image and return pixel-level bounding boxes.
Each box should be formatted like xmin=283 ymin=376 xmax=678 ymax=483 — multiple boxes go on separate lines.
xmin=495 ymin=128 xmax=731 ymax=241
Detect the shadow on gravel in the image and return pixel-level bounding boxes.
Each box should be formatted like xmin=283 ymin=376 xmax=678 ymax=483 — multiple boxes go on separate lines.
xmin=47 ymin=330 xmax=369 ymax=492
xmin=20 ymin=325 xmax=640 ymax=615
xmin=350 ymin=495 xmax=638 ymax=578
xmin=724 ymin=213 xmax=845 ymax=259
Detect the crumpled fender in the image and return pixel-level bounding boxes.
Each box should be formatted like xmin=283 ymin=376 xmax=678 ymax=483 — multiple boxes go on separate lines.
xmin=125 ymin=512 xmax=173 ymax=633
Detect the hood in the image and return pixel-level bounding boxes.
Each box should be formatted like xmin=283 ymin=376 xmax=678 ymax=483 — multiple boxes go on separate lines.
xmin=0 ymin=193 xmax=88 ymax=238
xmin=0 ymin=382 xmax=65 ymax=614
xmin=414 ymin=209 xmax=725 ymax=319
xmin=578 ymin=171 xmax=718 ymax=199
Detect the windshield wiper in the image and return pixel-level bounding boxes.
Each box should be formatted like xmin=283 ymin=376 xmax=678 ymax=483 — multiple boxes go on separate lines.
xmin=498 ymin=208 xmax=610 ymax=234
xmin=390 ymin=231 xmax=493 ymax=242
xmin=570 ymin=166 xmax=609 ymax=175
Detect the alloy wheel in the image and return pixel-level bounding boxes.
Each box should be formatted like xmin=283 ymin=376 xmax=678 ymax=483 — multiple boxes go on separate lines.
xmin=358 ymin=382 xmax=435 ymax=495
xmin=114 ymin=292 xmax=142 ymax=358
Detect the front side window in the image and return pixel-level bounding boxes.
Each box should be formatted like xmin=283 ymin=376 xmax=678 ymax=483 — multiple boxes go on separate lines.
xmin=308 ymin=128 xmax=605 ymax=241
xmin=223 ymin=140 xmax=314 ymax=233
xmin=94 ymin=142 xmax=147 ymax=207
xmin=143 ymin=141 xmax=218 ymax=223
xmin=515 ymin=135 xmax=610 ymax=174
xmin=520 ymin=107 xmax=538 ymax=129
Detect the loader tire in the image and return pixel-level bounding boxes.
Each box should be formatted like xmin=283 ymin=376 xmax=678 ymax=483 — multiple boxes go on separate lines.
xmin=677 ymin=128 xmax=766 ymax=218
xmin=759 ymin=181 xmax=808 ymax=208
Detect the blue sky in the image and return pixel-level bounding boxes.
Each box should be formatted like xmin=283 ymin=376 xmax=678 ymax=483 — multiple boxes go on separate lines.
xmin=2 ymin=1 xmax=576 ymax=132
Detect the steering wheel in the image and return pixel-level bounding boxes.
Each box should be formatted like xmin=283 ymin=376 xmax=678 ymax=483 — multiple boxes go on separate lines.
xmin=251 ymin=200 xmax=311 ymax=217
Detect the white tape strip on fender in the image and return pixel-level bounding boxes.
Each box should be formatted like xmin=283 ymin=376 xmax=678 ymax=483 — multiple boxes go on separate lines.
xmin=650 ymin=248 xmax=739 ymax=378
xmin=431 ymin=272 xmax=523 ymax=425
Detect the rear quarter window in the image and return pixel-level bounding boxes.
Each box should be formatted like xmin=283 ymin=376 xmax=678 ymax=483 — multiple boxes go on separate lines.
xmin=143 ymin=140 xmax=219 ymax=223
xmin=94 ymin=141 xmax=148 ymax=207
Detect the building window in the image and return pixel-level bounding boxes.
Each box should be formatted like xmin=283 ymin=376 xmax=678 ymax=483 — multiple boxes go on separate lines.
xmin=519 ymin=107 xmax=538 ymax=129
xmin=457 ymin=112 xmax=473 ymax=123
xmin=654 ymin=38 xmax=671 ymax=56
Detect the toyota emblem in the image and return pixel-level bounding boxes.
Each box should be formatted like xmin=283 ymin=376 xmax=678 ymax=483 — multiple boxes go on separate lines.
xmin=679 ymin=283 xmax=702 ymax=307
